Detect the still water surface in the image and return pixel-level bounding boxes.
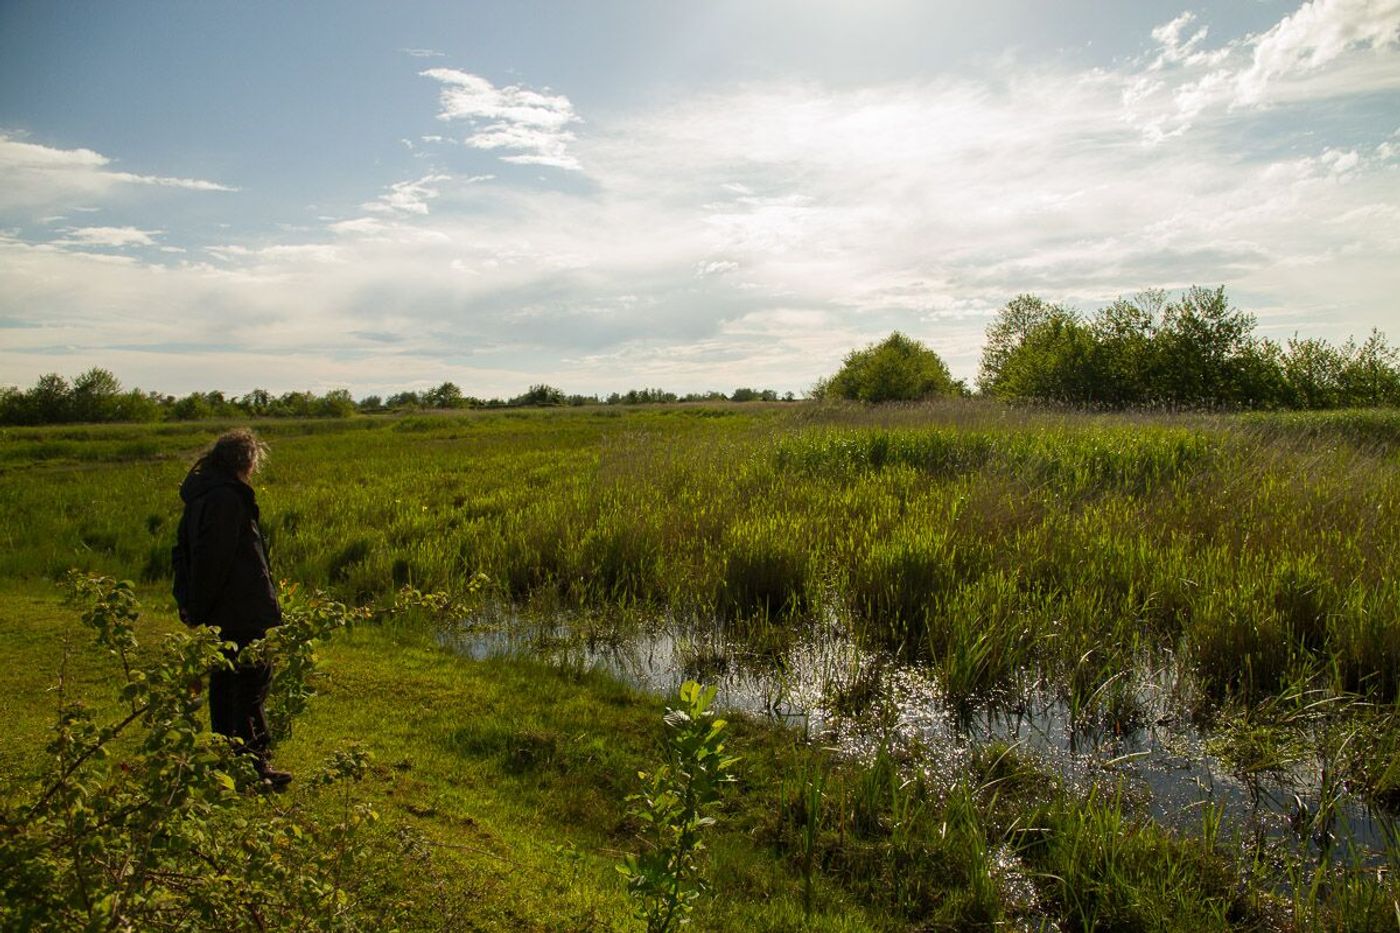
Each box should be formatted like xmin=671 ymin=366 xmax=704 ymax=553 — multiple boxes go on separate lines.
xmin=444 ymin=607 xmax=1397 ymax=867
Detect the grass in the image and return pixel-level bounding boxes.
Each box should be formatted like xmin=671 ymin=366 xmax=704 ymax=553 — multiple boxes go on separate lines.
xmin=4 ymin=399 xmax=1400 ymax=927
xmin=0 ymin=581 xmax=890 ymax=930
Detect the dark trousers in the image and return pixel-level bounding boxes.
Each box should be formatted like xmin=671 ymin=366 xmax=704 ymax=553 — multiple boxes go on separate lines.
xmin=210 ymin=659 xmax=272 ymax=765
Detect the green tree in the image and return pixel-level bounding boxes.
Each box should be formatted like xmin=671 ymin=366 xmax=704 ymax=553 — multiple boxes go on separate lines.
xmin=424 ymin=382 xmax=464 ymax=409
xmin=276 ymin=390 xmax=315 ymax=417
xmin=822 ymin=332 xmax=956 ymax=403
xmin=1231 ymin=338 xmax=1291 ymax=409
xmin=0 ymin=575 xmax=399 ymax=931
xmin=977 ymin=295 xmax=1071 ymax=394
xmin=975 ymin=286 xmax=1396 ymax=410
xmin=317 ymin=388 xmax=356 ymax=417
xmin=239 ymin=388 xmax=273 ymax=416
xmin=170 ymin=392 xmax=214 ymax=420
xmin=113 ymin=389 xmax=164 ymax=423
xmin=994 ymin=312 xmax=1102 ymax=403
xmin=0 ymin=386 xmax=22 ymax=424
xmin=1280 ymin=336 xmax=1344 ymax=409
xmin=1152 ymin=285 xmax=1257 ymax=405
xmin=1337 ymin=329 xmax=1400 ymax=406
xmin=70 ymin=367 xmax=123 ymax=423
xmin=30 ymin=373 xmax=74 ymax=424
xmin=730 ymin=388 xmax=777 ymax=402
xmin=1091 ymin=291 xmax=1162 ymax=405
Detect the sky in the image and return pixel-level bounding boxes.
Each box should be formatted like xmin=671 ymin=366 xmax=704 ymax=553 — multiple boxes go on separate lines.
xmin=1 ymin=0 xmax=1397 ymax=399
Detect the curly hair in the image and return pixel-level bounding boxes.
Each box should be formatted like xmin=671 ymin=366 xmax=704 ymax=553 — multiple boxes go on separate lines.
xmin=197 ymin=428 xmax=269 ymax=478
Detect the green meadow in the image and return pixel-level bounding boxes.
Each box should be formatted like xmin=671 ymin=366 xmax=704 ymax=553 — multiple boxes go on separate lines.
xmin=4 ymin=401 xmax=1400 ymax=929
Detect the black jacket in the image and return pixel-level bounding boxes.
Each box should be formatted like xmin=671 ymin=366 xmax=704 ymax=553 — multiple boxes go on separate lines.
xmin=174 ymin=466 xmax=281 ymax=644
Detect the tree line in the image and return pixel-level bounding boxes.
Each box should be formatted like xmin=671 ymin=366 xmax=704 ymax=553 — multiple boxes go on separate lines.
xmin=976 ymin=286 xmax=1400 ymax=408
xmin=374 ymin=383 xmax=793 ymax=410
xmin=6 ymin=285 xmax=1396 ymax=425
xmin=0 ymin=371 xmax=795 ymax=427
xmin=815 ymin=285 xmax=1398 ymax=409
xmin=0 ymin=372 xmax=360 ymax=426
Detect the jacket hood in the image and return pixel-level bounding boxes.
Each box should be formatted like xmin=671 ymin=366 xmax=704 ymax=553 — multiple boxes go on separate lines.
xmin=179 ymin=465 xmax=247 ymax=504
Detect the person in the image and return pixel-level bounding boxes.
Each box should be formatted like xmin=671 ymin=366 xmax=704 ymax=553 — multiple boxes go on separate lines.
xmin=173 ymin=428 xmax=291 ymax=788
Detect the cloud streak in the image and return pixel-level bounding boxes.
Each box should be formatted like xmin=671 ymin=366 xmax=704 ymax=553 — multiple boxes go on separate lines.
xmin=0 ymin=133 xmax=237 ymax=212
xmin=55 ymin=226 xmax=163 ymax=248
xmin=361 ymin=173 xmax=452 ymax=215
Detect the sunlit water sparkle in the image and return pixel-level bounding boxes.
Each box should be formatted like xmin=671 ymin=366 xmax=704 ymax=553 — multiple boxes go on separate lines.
xmin=441 ymin=606 xmax=1397 ymax=869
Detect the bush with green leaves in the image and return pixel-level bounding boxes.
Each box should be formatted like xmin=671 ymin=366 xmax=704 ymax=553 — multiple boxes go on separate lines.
xmin=815 ymin=332 xmax=959 ymax=403
xmin=0 ymin=573 xmax=405 ymax=932
xmin=619 ymin=681 xmax=739 ymax=932
xmin=245 ymin=581 xmax=371 ymax=741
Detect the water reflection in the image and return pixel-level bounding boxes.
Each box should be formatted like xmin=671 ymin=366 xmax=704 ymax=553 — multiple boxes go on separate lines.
xmin=441 ymin=607 xmax=1396 ymax=867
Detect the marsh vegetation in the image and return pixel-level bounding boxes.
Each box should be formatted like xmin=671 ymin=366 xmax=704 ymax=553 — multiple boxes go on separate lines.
xmin=3 ymin=400 xmax=1399 ymax=928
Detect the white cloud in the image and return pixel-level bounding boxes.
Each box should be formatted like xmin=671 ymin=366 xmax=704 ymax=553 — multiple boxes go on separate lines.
xmin=1150 ymin=11 xmax=1211 ymax=67
xmin=401 ymin=48 xmax=445 ymax=58
xmin=0 ymin=133 xmax=236 ymax=212
xmin=118 ymin=172 xmax=233 ymax=191
xmin=420 ymin=69 xmax=583 ymax=171
xmin=1128 ymin=0 xmax=1400 ymax=140
xmin=327 ymin=216 xmax=390 ymax=236
xmin=1236 ymin=0 xmax=1400 ymax=103
xmin=55 ymin=226 xmax=162 ymax=248
xmin=465 ymin=125 xmax=580 ymax=169
xmin=0 ymin=135 xmax=108 ymax=170
xmin=695 ymin=259 xmax=739 ymax=277
xmin=205 ymin=243 xmax=344 ymax=266
xmin=361 ymin=173 xmax=451 ymax=215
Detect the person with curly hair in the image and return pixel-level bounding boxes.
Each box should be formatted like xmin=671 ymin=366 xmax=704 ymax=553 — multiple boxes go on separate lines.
xmin=173 ymin=428 xmax=290 ymax=788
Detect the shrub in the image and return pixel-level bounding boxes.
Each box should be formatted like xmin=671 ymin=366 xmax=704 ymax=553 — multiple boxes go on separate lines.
xmin=619 ymin=681 xmax=738 ymax=932
xmin=512 ymin=384 xmax=567 ymax=407
xmin=818 ymin=332 xmax=957 ymax=403
xmin=0 ymin=574 xmax=397 ymax=931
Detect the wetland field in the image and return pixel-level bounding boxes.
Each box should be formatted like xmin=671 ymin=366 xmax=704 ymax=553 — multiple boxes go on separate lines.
xmin=4 ymin=400 xmax=1400 ymax=929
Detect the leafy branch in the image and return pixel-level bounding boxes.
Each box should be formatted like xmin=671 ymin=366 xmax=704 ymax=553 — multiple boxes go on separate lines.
xmin=619 ymin=681 xmax=739 ymax=932
xmin=0 ymin=573 xmax=404 ymax=932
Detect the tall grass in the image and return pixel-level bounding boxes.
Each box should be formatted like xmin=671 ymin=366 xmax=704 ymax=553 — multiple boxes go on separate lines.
xmin=4 ymin=403 xmax=1400 ymax=781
